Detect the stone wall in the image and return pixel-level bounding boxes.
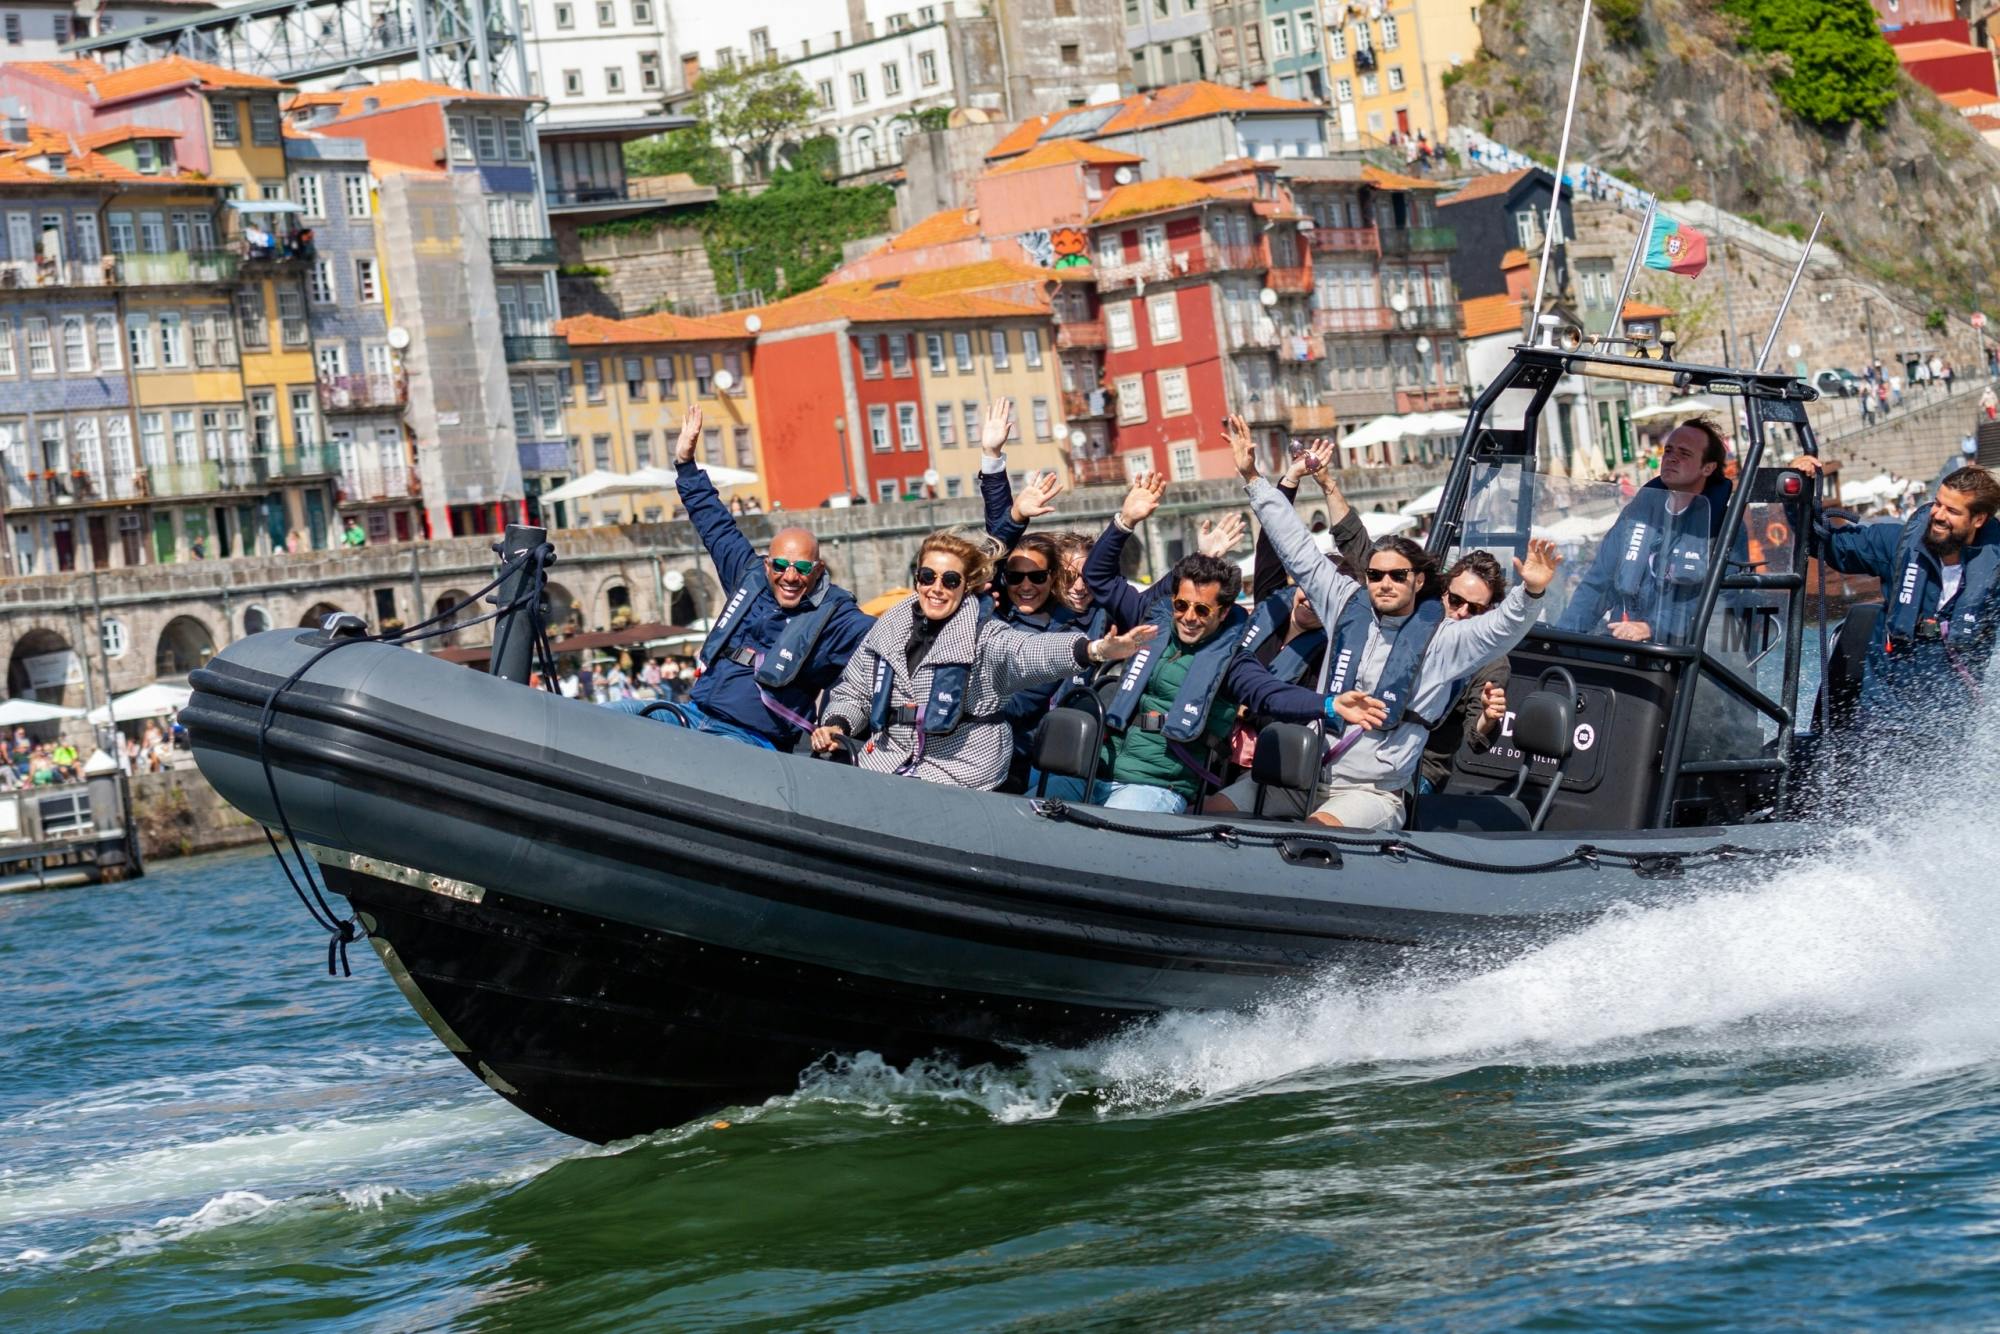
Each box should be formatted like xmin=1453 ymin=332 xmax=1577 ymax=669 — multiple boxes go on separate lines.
xmin=131 ymin=766 xmax=266 ymax=861
xmin=1816 ymin=378 xmax=1990 ymax=484
xmin=571 ymin=223 xmax=720 ymax=318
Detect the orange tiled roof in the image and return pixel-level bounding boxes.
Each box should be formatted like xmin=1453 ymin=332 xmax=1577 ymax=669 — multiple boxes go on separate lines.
xmin=1461 ymin=293 xmax=1525 ymax=340
xmin=76 ymin=123 xmax=184 ymax=150
xmin=1192 ymin=157 xmax=1275 ymax=181
xmin=0 ymin=121 xmax=198 ymax=184
xmin=877 ymin=207 xmax=983 ymax=252
xmin=1499 ymin=247 xmax=1531 ymax=270
xmin=986 ymin=81 xmax=1320 ymax=161
xmin=1940 ymin=88 xmax=1999 ymax=107
xmin=294 ymin=78 xmax=531 ymax=122
xmin=1091 ymin=176 xmax=1236 ymax=222
xmin=1895 ymin=38 xmax=1987 ymax=61
xmin=11 ymin=56 xmax=290 ymax=103
xmin=983 ymin=138 xmax=1142 ymax=175
xmin=1622 ymin=299 xmax=1674 ymax=320
xmin=741 ymin=263 xmax=1055 ymax=334
xmin=1361 ymin=163 xmax=1444 ymax=192
xmin=1438 ymin=168 xmax=1531 ymax=207
xmin=557 ymin=312 xmax=744 ymax=345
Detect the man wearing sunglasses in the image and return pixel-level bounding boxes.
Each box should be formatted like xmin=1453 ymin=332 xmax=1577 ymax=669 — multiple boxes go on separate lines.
xmin=664 ymin=406 xmax=872 ymax=749
xmin=1235 ymin=417 xmax=1563 ymax=828
xmin=1072 ymin=473 xmax=1377 ymax=814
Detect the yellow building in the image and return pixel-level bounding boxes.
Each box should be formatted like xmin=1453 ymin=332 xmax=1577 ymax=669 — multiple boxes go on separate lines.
xmin=554 ymin=313 xmax=764 ymax=523
xmin=1322 ymin=0 xmax=1482 ymax=148
xmin=908 ymin=310 xmax=1072 ymax=501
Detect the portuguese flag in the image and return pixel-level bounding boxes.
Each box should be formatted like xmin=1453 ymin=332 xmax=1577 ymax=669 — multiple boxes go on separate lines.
xmin=1644 ymin=212 xmax=1708 ymax=277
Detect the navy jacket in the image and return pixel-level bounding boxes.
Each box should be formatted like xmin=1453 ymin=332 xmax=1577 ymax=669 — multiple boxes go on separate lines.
xmin=676 ymin=461 xmax=872 ymax=744
xmin=1817 ymin=501 xmax=2000 ymax=721
xmin=980 ymin=466 xmax=1027 ymax=551
xmin=1082 ymin=519 xmax=1331 ymax=724
xmin=1559 ymin=473 xmax=1736 ymax=645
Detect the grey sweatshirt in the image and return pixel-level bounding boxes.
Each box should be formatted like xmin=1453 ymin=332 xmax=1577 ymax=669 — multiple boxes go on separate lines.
xmin=1247 ymin=477 xmax=1545 ymax=789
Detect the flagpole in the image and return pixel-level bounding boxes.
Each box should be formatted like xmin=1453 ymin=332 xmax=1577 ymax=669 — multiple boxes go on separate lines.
xmin=1600 ymin=192 xmax=1657 ymax=352
xmin=1754 ymin=211 xmax=1825 ymax=372
xmin=1528 ymin=0 xmax=1594 ymax=336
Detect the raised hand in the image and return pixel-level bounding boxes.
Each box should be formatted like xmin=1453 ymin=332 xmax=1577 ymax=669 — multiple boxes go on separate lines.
xmin=674 ymin=405 xmax=703 ymax=465
xmin=1120 ymin=471 xmax=1167 ymax=529
xmin=980 ymin=399 xmax=1015 ymax=454
xmin=1091 ymin=622 xmax=1161 ymax=663
xmin=1332 ymin=689 xmax=1390 ymax=731
xmin=1513 ymin=536 xmax=1566 ymax=596
xmin=1303 ymin=437 xmax=1337 ymax=480
xmin=1280 ymin=445 xmax=1313 ymax=488
xmin=1225 ymin=413 xmax=1260 ymax=482
xmin=1011 ymin=468 xmax=1065 ymax=522
xmin=1196 ymin=511 xmax=1247 ymax=557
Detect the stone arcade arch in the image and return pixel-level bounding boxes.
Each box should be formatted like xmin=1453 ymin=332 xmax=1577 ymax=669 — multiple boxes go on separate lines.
xmin=299 ymin=602 xmax=346 ymax=628
xmin=432 ymin=589 xmax=476 ymax=648
xmin=154 ymin=615 xmax=217 ymax=679
xmin=7 ymin=627 xmax=79 ymax=706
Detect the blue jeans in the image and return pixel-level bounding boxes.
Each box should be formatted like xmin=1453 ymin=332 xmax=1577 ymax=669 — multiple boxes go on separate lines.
xmin=608 ymin=697 xmax=778 ymax=751
xmin=1026 ymin=770 xmax=1189 ymax=814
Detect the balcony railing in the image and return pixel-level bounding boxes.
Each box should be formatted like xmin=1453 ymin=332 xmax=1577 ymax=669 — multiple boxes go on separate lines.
xmin=1266 ymin=264 xmax=1314 ymax=295
xmin=0 ymin=258 xmax=115 ymax=289
xmin=114 ymin=250 xmax=241 ymax=286
xmin=1400 ymin=303 xmax=1462 ymax=332
xmin=1233 ymin=389 xmax=1289 ymax=424
xmin=1276 ymin=333 xmax=1323 ymax=363
xmin=1315 ymin=306 xmax=1396 ymax=333
xmin=1308 ymin=226 xmax=1380 ymax=254
xmin=1062 ymin=389 xmax=1113 ymax=419
xmin=319 ymin=372 xmax=409 ymax=412
xmin=504 ymin=334 xmax=568 ymax=363
xmin=1224 ymin=320 xmax=1280 ymax=351
xmin=545 ymin=184 xmax=633 ymax=207
xmin=145 ymin=461 xmax=223 ymax=497
xmin=275 ymin=442 xmax=342 ymax=477
xmin=1069 ymin=455 xmax=1127 ymax=486
xmin=1094 ymin=253 xmax=1184 ymax=288
xmin=1288 ymin=402 xmax=1340 ymax=432
xmin=1206 ymin=240 xmax=1265 ymax=271
xmin=1378 ymin=226 xmax=1457 ymax=254
xmin=490 ymin=236 xmax=560 ymax=266
xmin=340 ymin=465 xmax=419 ymax=500
xmin=1054 ymin=317 xmax=1106 ymax=349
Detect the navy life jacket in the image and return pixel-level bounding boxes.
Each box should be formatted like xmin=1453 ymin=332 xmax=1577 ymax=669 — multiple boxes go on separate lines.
xmin=698 ymin=565 xmax=847 ymax=688
xmin=866 ymin=606 xmax=992 ymax=737
xmin=1884 ymin=503 xmax=2000 ymax=646
xmin=1104 ymin=601 xmax=1248 ymax=743
xmin=1240 ymin=590 xmax=1330 ymax=688
xmin=1326 ymin=597 xmax=1449 ymax=730
xmin=1612 ymin=487 xmax=1715 ymax=600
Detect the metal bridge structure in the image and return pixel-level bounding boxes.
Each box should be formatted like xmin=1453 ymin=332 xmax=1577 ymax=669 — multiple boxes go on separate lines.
xmin=62 ymin=0 xmax=530 ymax=95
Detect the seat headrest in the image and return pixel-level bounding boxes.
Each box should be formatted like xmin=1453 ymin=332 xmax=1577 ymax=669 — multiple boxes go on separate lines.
xmin=1252 ymin=723 xmax=1322 ymax=793
xmin=1032 ymin=707 xmax=1101 ymax=782
xmin=1512 ymin=689 xmax=1574 ymax=761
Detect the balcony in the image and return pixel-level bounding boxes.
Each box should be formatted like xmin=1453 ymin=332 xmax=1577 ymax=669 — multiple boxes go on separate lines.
xmin=1399 ymin=384 xmax=1468 ymax=412
xmin=504 ymin=334 xmax=569 ymax=363
xmin=1266 ymin=265 xmax=1314 ymax=295
xmin=1289 ymin=402 xmax=1340 ymax=432
xmin=1223 ymin=320 xmax=1280 ymax=351
xmin=1276 ymin=333 xmax=1323 ymax=363
xmin=1069 ymin=455 xmax=1127 ymax=486
xmin=110 ymin=250 xmax=242 ymax=286
xmin=1378 ymin=226 xmax=1457 ymax=254
xmin=1206 ymin=240 xmax=1265 ymax=271
xmin=1308 ymin=226 xmax=1380 ymax=254
xmin=340 ymin=465 xmax=419 ymax=501
xmin=1062 ymin=389 xmax=1113 ymax=419
xmin=0 ymin=258 xmax=114 ymax=290
xmin=145 ymin=461 xmax=224 ymax=498
xmin=1095 ymin=253 xmax=1186 ymax=288
xmin=491 ymin=236 xmax=560 ymax=266
xmin=1400 ymin=303 xmax=1462 ymax=332
xmin=1054 ymin=316 xmax=1106 ymax=350
xmin=545 ymin=184 xmax=632 ymax=208
xmin=4 ymin=471 xmax=146 ymax=506
xmin=276 ymin=442 xmax=343 ymax=477
xmin=319 ymin=373 xmax=409 ymax=413
xmin=1315 ymin=306 xmax=1396 ymax=334
xmin=1234 ymin=390 xmax=1288 ymax=425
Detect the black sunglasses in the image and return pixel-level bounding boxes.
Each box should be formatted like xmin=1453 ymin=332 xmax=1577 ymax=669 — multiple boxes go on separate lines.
xmin=1445 ymin=590 xmax=1489 ymax=614
xmin=915 ymin=566 xmax=965 ymax=591
xmin=1172 ymin=598 xmax=1216 ymax=618
xmin=1366 ymin=567 xmax=1414 ymax=585
xmin=1002 ymin=567 xmax=1051 ymax=586
xmin=768 ymin=556 xmax=819 ymax=575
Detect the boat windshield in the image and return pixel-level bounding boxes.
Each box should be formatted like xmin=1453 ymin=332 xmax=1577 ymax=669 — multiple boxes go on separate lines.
xmin=1451 ymin=461 xmax=1718 ymax=647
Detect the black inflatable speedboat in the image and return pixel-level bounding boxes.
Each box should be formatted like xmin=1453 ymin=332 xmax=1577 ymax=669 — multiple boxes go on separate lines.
xmin=186 ymin=342 xmax=1842 ymax=1143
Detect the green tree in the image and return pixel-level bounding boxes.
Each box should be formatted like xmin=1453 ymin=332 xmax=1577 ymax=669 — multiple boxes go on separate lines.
xmin=1721 ymin=0 xmax=1901 ymax=128
xmin=690 ymin=59 xmax=819 ymax=179
xmin=624 ymin=128 xmax=729 ymax=187
xmin=704 ymin=160 xmax=894 ymax=297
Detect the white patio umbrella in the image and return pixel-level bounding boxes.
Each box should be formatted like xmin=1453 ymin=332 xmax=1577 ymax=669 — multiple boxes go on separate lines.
xmin=1340 ymin=415 xmax=1407 ymax=451
xmin=87 ymin=681 xmax=193 ymax=725
xmin=1400 ymin=484 xmax=1445 ymax=517
xmin=536 ymin=470 xmax=642 ymax=505
xmin=1361 ymin=511 xmax=1419 ymax=538
xmin=629 ymin=463 xmax=760 ymax=491
xmin=0 ymin=697 xmax=84 ymax=726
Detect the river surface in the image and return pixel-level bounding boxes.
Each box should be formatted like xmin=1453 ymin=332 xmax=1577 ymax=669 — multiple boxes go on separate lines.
xmin=3 ymin=806 xmax=1998 ymax=1330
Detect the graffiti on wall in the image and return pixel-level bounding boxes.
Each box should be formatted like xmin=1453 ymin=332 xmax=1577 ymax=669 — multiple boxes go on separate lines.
xmin=1018 ymin=227 xmax=1092 ymax=269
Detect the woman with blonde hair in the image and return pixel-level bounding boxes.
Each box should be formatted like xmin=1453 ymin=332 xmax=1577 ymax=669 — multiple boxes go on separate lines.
xmin=813 ymin=529 xmax=1156 ymax=789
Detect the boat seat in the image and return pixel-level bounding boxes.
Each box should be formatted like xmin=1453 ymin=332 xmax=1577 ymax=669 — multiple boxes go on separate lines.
xmin=1031 ymin=706 xmax=1102 ymax=795
xmin=1411 ymin=667 xmax=1577 ymax=834
xmin=1249 ymin=723 xmax=1321 ymax=819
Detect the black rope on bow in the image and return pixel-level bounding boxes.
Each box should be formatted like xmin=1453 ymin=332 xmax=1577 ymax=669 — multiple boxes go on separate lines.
xmin=1029 ymin=798 xmax=1770 ymax=879
xmin=255 ymin=543 xmax=556 ymax=975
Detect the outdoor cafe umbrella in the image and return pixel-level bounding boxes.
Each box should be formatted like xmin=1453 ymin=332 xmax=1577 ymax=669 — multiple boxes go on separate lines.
xmin=0 ymin=697 xmax=84 ymax=726
xmin=536 ymin=470 xmax=643 ymax=505
xmin=87 ymin=681 xmax=193 ymax=725
xmin=626 ymin=464 xmax=761 ymax=491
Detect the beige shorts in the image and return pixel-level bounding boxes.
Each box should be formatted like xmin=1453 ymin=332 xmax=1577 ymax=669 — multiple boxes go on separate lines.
xmin=1311 ymin=781 xmax=1407 ymax=831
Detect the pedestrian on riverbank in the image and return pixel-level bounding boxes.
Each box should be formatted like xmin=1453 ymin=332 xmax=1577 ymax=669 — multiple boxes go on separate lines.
xmin=1981 ymin=385 xmax=1997 ymax=421
xmin=1860 ymin=384 xmax=1876 ymax=427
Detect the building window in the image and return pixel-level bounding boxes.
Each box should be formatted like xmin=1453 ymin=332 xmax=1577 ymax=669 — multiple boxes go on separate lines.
xmin=1362 ymin=72 xmax=1379 ymax=96
xmin=640 ymin=52 xmax=662 ymax=90
xmin=564 ymin=70 xmax=583 ymax=96
xmin=595 ymin=0 xmax=613 ymax=22
xmin=731 ymin=426 xmax=753 ymax=469
xmin=934 ymin=402 xmax=955 ymax=446
xmin=924 ymin=332 xmax=946 ymax=372
xmin=1270 ymin=18 xmax=1292 ymax=56
xmin=210 ymin=98 xmax=239 ymax=146
xmin=654 ymin=354 xmax=675 ymax=395
xmin=1330 ymin=27 xmax=1346 ymax=60
xmin=1382 ymin=14 xmax=1399 ymax=48
xmin=918 ymin=51 xmax=938 ymax=86
xmin=58 ymin=315 xmax=88 ymax=373
xmin=989 ymin=329 xmax=1009 ymax=369
xmin=152 ymin=313 xmax=184 ymax=368
xmin=876 ymin=479 xmax=897 ymax=503
xmin=868 ymin=404 xmax=890 ymax=450
xmin=474 ymin=117 xmax=500 ymax=159
xmin=605 ymin=66 xmax=625 ymax=93
xmin=623 ymin=357 xmax=645 ymax=398
xmin=1300 ymin=15 xmax=1319 ymax=51
xmin=582 ymin=359 xmax=604 ymax=401
xmin=554 ymin=1 xmax=572 ymax=24
xmin=502 ymin=119 xmax=528 ymax=160
xmin=250 ymin=390 xmax=275 ymax=451
xmin=2 ymin=14 xmax=17 ymax=44
xmin=1022 ymin=328 xmax=1043 ymax=369
xmin=341 ymin=173 xmax=371 ymax=217
xmin=278 ymin=287 xmax=308 ymax=345
xmin=952 ymin=331 xmax=972 ymax=370
xmin=308 ymin=258 xmax=334 ymax=304
xmin=850 ymin=71 xmax=869 ymax=104
xmin=1095 ymin=231 xmax=1122 ymax=269
xmin=1388 ymin=65 xmax=1405 ymax=91
xmin=1115 ymin=375 xmax=1146 ymax=424
xmin=1147 ymin=292 xmax=1180 ymax=343
xmin=887 ymin=333 xmax=910 ymax=375
xmin=125 ymin=314 xmax=151 ymax=369
xmin=882 ymin=62 xmax=902 ymax=96
xmin=250 ymin=97 xmax=281 ymax=145
xmin=1105 ymin=301 xmax=1136 ymax=350
xmin=634 ymin=0 xmax=651 ymax=20
xmin=897 ymin=402 xmax=920 ymax=450
xmin=93 ymin=313 xmax=120 ymax=369
xmin=961 ymin=401 xmax=980 ymax=444
xmin=856 ymin=334 xmax=882 ymax=376
xmin=353 ymin=257 xmax=379 ymax=303
xmin=1158 ymin=367 xmax=1191 ymax=416
xmin=692 ymin=353 xmax=713 ymax=394
xmin=1060 ymin=42 xmax=1080 ymax=64
xmin=1336 ymin=78 xmax=1352 ymax=103
xmin=631 ymin=430 xmax=653 ymax=468
xmin=816 ymin=79 xmax=836 ymax=109
xmin=1030 ymin=397 xmax=1052 ymax=440
xmin=191 ymin=313 xmax=215 ymax=367
xmin=1170 ymin=441 xmax=1197 ymax=481
xmin=593 ymin=434 xmax=613 ymax=471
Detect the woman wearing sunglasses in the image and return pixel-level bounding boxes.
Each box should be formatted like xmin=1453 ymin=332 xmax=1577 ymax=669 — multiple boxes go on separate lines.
xmin=812 ymin=531 xmax=1157 ymax=789
xmin=1415 ymin=551 xmax=1513 ymax=795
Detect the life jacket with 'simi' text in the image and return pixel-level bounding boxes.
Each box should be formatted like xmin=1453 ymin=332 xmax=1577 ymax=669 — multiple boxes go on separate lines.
xmin=1239 ymin=590 xmax=1329 ymax=686
xmin=697 ymin=565 xmax=848 ymax=688
xmin=1104 ymin=600 xmax=1248 ymax=743
xmin=1325 ymin=597 xmax=1449 ymax=730
xmin=1885 ymin=503 xmax=2000 ymax=648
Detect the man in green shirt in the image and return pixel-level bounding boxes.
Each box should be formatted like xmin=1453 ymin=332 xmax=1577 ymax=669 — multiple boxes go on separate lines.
xmin=342 ymin=518 xmax=367 ymax=548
